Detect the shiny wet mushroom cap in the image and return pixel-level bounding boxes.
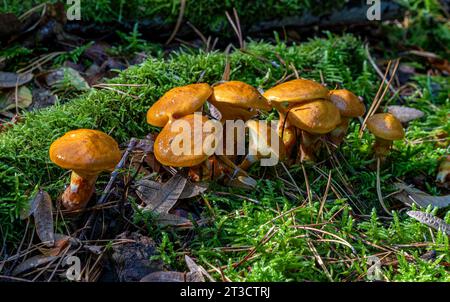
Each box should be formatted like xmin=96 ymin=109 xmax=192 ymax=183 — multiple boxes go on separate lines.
xmin=50 ymin=129 xmax=121 ymax=176
xmin=329 ymin=89 xmax=365 ymax=118
xmin=366 ymin=113 xmax=405 ymax=141
xmin=210 ymin=81 xmax=271 ymax=111
xmin=49 ymin=129 xmax=121 ymax=211
xmin=209 ymin=81 xmax=270 ymax=121
xmin=287 ymin=100 xmax=341 ymax=134
xmin=154 ymin=114 xmax=220 ymax=167
xmin=263 ymin=78 xmax=329 ymax=107
xmin=146 ymin=83 xmax=212 ymax=127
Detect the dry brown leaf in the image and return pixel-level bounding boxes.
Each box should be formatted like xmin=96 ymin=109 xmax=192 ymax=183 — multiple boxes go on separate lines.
xmin=407 ymin=211 xmax=450 ymax=235
xmin=136 ymin=178 xmax=206 ymax=203
xmin=0 ymin=72 xmax=33 ymax=88
xmin=12 ymin=255 xmax=58 ymax=276
xmin=156 ymin=212 xmax=192 ymax=227
xmin=146 ymin=171 xmax=188 ymax=213
xmin=32 ymin=189 xmax=55 ymax=247
xmin=393 ymin=183 xmax=450 ymax=209
xmin=140 ymin=271 xmax=186 ymax=282
xmin=0 ymin=86 xmax=32 ymax=112
xmin=38 ymin=234 xmax=71 ymax=256
xmin=387 ymin=105 xmax=424 ymax=123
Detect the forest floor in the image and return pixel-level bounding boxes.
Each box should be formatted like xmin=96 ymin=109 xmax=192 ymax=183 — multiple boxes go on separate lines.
xmin=0 ymin=1 xmax=449 ymax=282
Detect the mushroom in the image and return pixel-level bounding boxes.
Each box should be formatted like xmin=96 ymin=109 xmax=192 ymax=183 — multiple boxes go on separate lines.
xmin=153 ymin=113 xmax=224 ymax=181
xmin=366 ymin=113 xmax=405 ymax=160
xmin=328 ymin=89 xmax=366 ymax=146
xmin=146 ymin=83 xmax=212 ymax=127
xmin=436 ymin=155 xmax=450 ymax=184
xmin=239 ymin=120 xmax=286 ymax=170
xmin=208 ymin=81 xmax=271 ymax=122
xmin=263 ymin=78 xmax=330 ymax=155
xmin=49 ymin=129 xmax=121 ymax=211
xmin=287 ymin=100 xmax=341 ymax=162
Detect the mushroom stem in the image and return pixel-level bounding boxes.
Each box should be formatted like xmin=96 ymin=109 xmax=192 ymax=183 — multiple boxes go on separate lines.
xmin=373 ymin=137 xmax=393 ymax=161
xmin=328 ymin=117 xmax=350 ymax=146
xmin=62 ymin=171 xmax=98 ymax=211
xmin=298 ymin=131 xmax=321 ymax=163
xmin=188 ymin=156 xmax=225 ymax=181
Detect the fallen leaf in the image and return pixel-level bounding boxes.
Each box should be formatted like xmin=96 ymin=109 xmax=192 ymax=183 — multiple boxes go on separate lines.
xmin=185 ymin=255 xmax=207 ymax=282
xmin=38 ymin=234 xmax=71 ymax=256
xmin=12 ymin=255 xmax=58 ymax=276
xmin=44 ymin=67 xmax=90 ymax=91
xmin=146 ymin=171 xmax=188 ymax=213
xmin=32 ymin=189 xmax=55 ymax=247
xmin=0 ymin=72 xmax=33 ymax=88
xmin=407 ymin=211 xmax=450 ymax=235
xmin=140 ymin=271 xmax=185 ymax=282
xmin=0 ymin=86 xmax=32 ymax=112
xmin=136 ymin=178 xmax=206 ymax=203
xmin=388 ymin=105 xmax=424 ymax=123
xmin=155 ymin=212 xmax=192 ymax=227
xmin=207 ymin=101 xmax=222 ymax=120
xmin=393 ymin=183 xmax=450 ymax=209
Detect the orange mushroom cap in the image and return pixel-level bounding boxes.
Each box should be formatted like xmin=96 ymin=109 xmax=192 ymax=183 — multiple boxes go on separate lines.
xmin=287 ymin=100 xmax=341 ymax=134
xmin=49 ymin=129 xmax=121 ymax=176
xmin=263 ymin=79 xmax=329 ymax=107
xmin=154 ymin=114 xmax=220 ymax=167
xmin=329 ymin=89 xmax=366 ymax=118
xmin=146 ymin=83 xmax=212 ymax=127
xmin=210 ymin=81 xmax=271 ymax=111
xmin=366 ymin=113 xmax=405 ymax=141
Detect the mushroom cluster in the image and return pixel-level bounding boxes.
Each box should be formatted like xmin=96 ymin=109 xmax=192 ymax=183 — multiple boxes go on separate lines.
xmin=48 ymin=78 xmax=407 ymax=212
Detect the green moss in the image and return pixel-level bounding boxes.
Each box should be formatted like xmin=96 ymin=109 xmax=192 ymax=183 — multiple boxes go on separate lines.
xmin=2 ymin=0 xmax=346 ymax=31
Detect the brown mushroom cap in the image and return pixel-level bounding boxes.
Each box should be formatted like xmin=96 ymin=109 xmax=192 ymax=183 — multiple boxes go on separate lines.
xmin=154 ymin=114 xmax=220 ymax=167
xmin=329 ymin=89 xmax=366 ymax=117
xmin=287 ymin=100 xmax=341 ymax=134
xmin=49 ymin=129 xmax=121 ymax=176
xmin=366 ymin=113 xmax=405 ymax=140
xmin=210 ymin=81 xmax=271 ymax=111
xmin=263 ymin=79 xmax=329 ymax=106
xmin=146 ymin=83 xmax=212 ymax=127
xmin=247 ymin=120 xmax=286 ymax=161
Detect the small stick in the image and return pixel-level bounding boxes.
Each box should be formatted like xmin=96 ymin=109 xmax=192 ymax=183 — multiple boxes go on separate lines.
xmin=376 ymin=158 xmax=392 ymax=216
xmin=165 ymin=0 xmax=186 ymax=45
xmin=79 ymin=138 xmax=137 ymax=239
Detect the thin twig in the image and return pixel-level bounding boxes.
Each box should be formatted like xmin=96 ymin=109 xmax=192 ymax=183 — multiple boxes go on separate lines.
xmin=165 ymin=0 xmax=186 ymax=45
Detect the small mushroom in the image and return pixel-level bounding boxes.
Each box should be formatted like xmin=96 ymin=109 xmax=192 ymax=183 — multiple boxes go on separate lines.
xmin=154 ymin=113 xmax=227 ymax=182
xmin=146 ymin=83 xmax=212 ymax=127
xmin=436 ymin=155 xmax=450 ymax=184
xmin=49 ymin=129 xmax=121 ymax=211
xmin=366 ymin=113 xmax=405 ymax=160
xmin=263 ymin=78 xmax=330 ymax=155
xmin=328 ymin=89 xmax=366 ymax=146
xmin=154 ymin=114 xmax=217 ymax=167
xmin=287 ymin=100 xmax=341 ymax=162
xmin=239 ymin=120 xmax=286 ymax=170
xmin=209 ymin=81 xmax=271 ymax=121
